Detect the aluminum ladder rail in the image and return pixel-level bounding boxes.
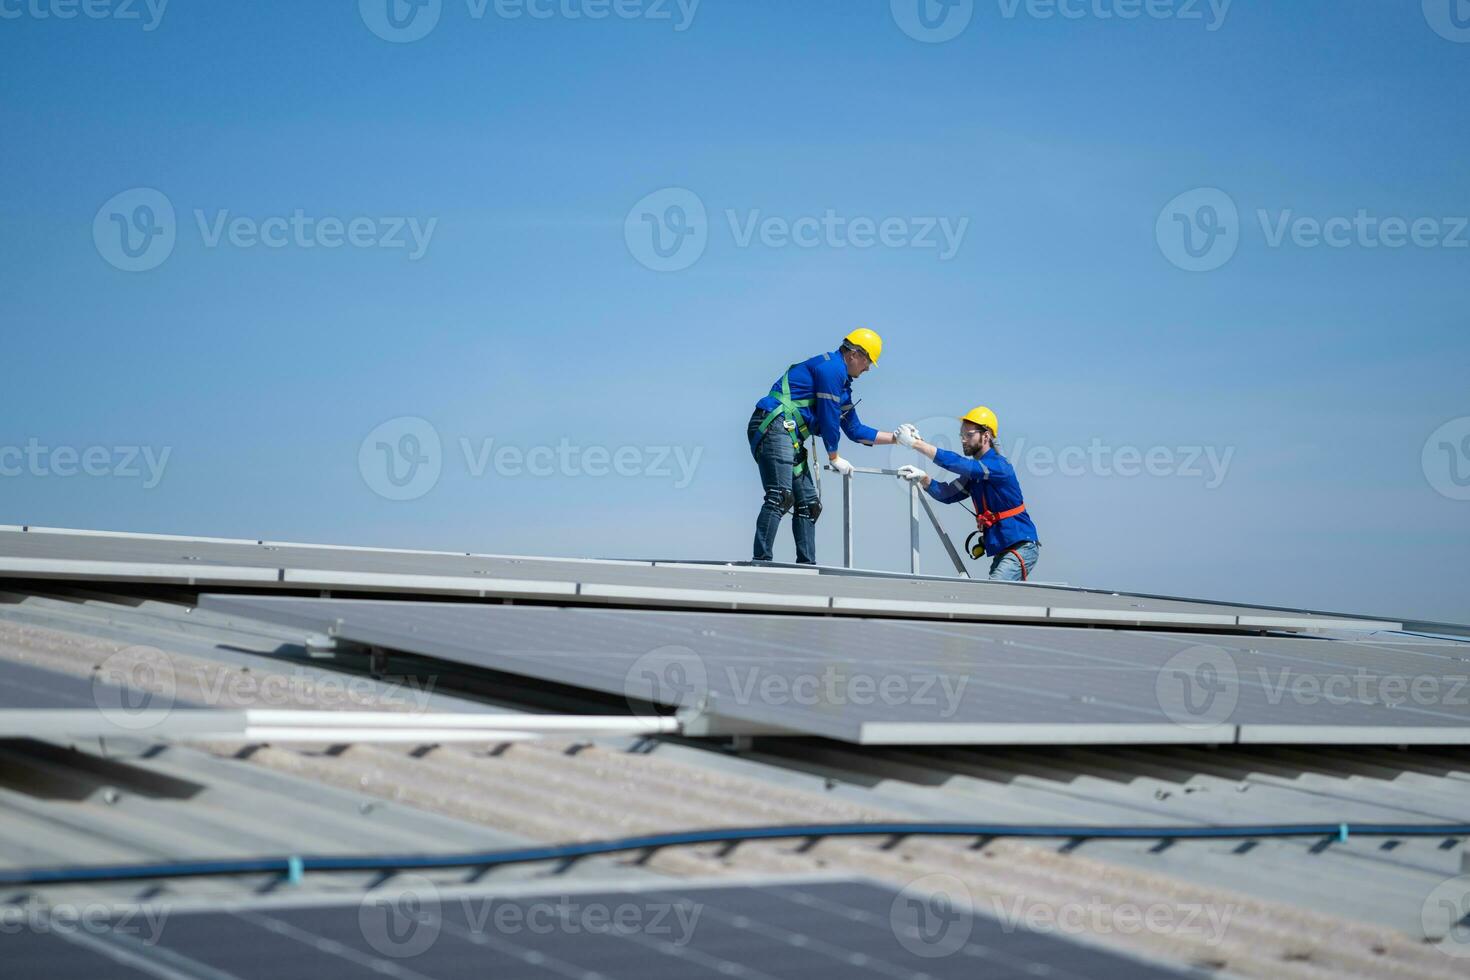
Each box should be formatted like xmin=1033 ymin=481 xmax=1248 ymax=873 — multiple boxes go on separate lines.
xmin=822 ymin=464 xmax=970 ymax=576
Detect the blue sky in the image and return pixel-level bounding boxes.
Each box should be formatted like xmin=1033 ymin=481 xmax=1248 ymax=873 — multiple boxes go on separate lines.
xmin=1 ymin=0 xmax=1467 ymax=622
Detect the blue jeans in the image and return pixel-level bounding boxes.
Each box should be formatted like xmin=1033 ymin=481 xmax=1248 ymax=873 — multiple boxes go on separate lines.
xmin=988 ymin=541 xmax=1040 ymax=581
xmin=748 ymin=409 xmax=820 ymax=564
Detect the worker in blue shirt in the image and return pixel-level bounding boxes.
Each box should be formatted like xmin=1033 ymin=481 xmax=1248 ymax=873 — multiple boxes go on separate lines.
xmin=748 ymin=329 xmax=900 ymax=564
xmin=893 ymin=406 xmax=1041 ymax=581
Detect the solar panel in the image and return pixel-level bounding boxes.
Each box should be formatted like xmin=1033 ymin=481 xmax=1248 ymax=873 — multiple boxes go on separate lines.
xmin=2 ymin=877 xmax=1192 ymax=979
xmin=0 ymin=527 xmax=1402 ymax=632
xmin=197 ymin=595 xmax=1470 ymax=746
xmin=0 ymin=656 xmax=243 ymax=738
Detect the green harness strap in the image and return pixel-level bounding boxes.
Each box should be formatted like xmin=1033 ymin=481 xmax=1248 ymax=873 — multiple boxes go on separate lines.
xmin=756 ymin=367 xmax=813 ymax=476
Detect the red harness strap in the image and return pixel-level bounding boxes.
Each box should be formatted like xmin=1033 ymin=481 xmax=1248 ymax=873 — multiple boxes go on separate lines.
xmin=978 ymin=488 xmax=1030 ymax=579
xmin=996 ymin=544 xmax=1029 ymax=581
xmin=976 ymin=488 xmax=1027 ymax=529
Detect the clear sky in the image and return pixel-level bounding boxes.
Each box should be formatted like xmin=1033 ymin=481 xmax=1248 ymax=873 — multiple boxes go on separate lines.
xmin=1 ymin=1 xmax=1466 ymax=623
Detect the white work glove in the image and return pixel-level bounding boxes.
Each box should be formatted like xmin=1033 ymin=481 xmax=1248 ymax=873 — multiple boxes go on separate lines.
xmin=894 ymin=423 xmax=921 ymax=448
xmin=829 ymin=456 xmax=854 ymax=477
xmin=896 ymin=464 xmax=927 ymax=483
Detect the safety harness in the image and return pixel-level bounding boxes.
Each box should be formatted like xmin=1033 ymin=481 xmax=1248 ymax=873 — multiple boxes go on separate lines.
xmin=752 ymin=366 xmax=813 ymax=475
xmin=964 ymin=484 xmax=1029 ymax=576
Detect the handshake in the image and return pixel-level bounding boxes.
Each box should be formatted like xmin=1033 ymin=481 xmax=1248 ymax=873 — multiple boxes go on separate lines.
xmin=891 ymin=423 xmax=929 ymax=487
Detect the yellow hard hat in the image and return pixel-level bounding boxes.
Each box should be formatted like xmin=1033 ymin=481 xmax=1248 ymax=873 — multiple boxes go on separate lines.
xmin=843 ymin=328 xmax=883 ymax=364
xmin=959 ymin=406 xmax=999 ymax=440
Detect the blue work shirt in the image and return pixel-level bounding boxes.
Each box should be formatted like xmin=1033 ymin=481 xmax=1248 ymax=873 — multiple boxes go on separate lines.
xmin=755 ymin=350 xmax=878 ymax=455
xmin=927 ymin=447 xmax=1039 ymax=557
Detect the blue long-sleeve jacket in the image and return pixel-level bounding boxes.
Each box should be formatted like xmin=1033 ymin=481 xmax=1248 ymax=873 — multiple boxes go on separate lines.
xmin=755 ymin=350 xmax=878 ymax=455
xmin=927 ymin=447 xmax=1039 ymax=557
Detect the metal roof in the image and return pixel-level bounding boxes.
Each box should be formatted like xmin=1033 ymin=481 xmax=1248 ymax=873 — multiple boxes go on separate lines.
xmin=2 ymin=529 xmax=1468 ymax=977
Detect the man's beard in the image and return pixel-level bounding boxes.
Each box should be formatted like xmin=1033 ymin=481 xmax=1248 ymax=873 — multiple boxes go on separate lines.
xmin=964 ymin=443 xmax=983 ymax=458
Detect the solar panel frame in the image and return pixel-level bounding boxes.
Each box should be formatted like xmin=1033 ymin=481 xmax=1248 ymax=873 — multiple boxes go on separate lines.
xmin=0 ymin=527 xmax=1404 ymax=632
xmin=197 ymin=595 xmax=1470 ymax=746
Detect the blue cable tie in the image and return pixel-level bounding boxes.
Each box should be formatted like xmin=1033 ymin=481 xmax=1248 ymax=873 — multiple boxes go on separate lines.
xmin=287 ymin=855 xmax=304 ymax=885
xmin=1338 ymin=823 xmax=1349 ymax=843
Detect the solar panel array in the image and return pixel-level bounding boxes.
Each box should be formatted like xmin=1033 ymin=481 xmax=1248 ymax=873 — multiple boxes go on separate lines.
xmin=3 ymin=877 xmax=1191 ymax=979
xmin=0 ymin=526 xmax=1403 ymax=632
xmin=198 ymin=595 xmax=1470 ymax=746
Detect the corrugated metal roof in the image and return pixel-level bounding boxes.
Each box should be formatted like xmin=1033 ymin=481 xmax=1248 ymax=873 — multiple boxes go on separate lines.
xmin=1 ymin=543 xmax=1468 ymax=977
